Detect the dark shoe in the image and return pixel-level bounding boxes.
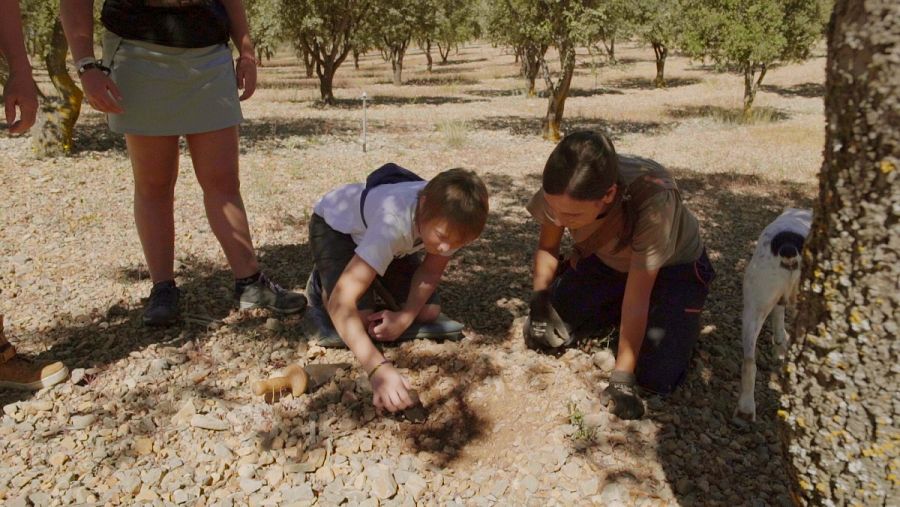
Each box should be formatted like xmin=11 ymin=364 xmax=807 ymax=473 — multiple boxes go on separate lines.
xmin=304 ymin=270 xmax=344 ymax=348
xmin=396 ymin=313 xmax=465 ymax=342
xmin=237 ymin=273 xmax=307 ymax=315
xmin=143 ymin=280 xmax=180 ymax=326
xmin=0 ymin=355 xmax=69 ymax=390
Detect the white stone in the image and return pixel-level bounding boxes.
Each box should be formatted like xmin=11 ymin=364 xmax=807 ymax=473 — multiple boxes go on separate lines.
xmin=190 ymin=414 xmax=229 ymax=431
xmin=70 ymin=414 xmax=97 ymax=429
xmin=240 ymin=478 xmax=263 ymax=494
xmin=366 ymin=464 xmax=398 ymax=500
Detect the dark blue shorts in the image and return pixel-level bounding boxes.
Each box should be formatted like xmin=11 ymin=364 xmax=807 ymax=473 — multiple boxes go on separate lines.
xmin=550 ymin=250 xmax=715 ymax=395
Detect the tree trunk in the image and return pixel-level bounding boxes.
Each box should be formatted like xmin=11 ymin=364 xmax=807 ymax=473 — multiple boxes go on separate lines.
xmin=33 ymin=19 xmax=82 ymax=158
xmin=541 ymin=44 xmax=576 ymax=141
xmin=424 ymin=39 xmax=433 ymax=72
xmin=742 ymin=64 xmax=768 ymax=120
xmin=779 ymin=1 xmax=900 ymax=506
xmin=652 ymin=42 xmax=667 ymax=88
xmin=438 ymin=43 xmax=451 ymax=64
xmin=603 ymin=35 xmax=616 ymax=64
xmin=390 ymin=43 xmax=407 ymax=86
xmin=521 ymin=44 xmax=546 ymax=98
xmin=316 ymin=60 xmax=337 ymax=105
xmin=303 ymin=49 xmax=315 ymax=78
xmin=353 ymin=48 xmax=360 ymax=70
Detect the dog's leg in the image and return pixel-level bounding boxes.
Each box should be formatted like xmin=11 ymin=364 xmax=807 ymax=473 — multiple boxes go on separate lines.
xmin=771 ymin=304 xmax=787 ymax=360
xmin=736 ymin=303 xmax=768 ymax=422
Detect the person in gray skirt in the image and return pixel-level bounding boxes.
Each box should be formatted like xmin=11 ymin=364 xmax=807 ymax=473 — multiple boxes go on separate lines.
xmin=60 ymin=0 xmax=306 ymax=325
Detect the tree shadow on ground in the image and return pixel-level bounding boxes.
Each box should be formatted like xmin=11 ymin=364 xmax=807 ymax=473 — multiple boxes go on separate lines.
xmin=464 ymin=88 xmax=529 ymax=98
xmin=1 ymin=172 xmax=542 ymax=473
xmin=761 ymin=82 xmax=825 ymax=99
xmin=239 ymin=117 xmax=366 ymax=150
xmin=575 ymin=57 xmax=641 ymax=69
xmin=557 ymin=87 xmax=624 ymax=98
xmin=0 ymin=241 xmax=314 ymax=409
xmin=471 ymin=115 xmax=673 ymax=139
xmin=667 ymin=105 xmax=791 ymax=124
xmin=70 ymin=118 xmax=127 ymax=155
xmin=375 ymin=76 xmax=481 ymax=86
xmin=434 ymin=57 xmax=489 ymax=67
xmin=608 ymin=77 xmax=702 ymax=90
xmin=566 ymin=170 xmax=814 ymax=506
xmin=310 ymin=95 xmax=484 ymax=110
xmin=256 ymin=171 xmax=541 ymax=469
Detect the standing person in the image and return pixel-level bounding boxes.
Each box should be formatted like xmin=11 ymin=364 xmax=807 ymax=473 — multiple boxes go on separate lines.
xmin=525 ymin=131 xmax=715 ymax=419
xmin=59 ymin=0 xmax=306 ymax=325
xmin=0 ymin=0 xmax=69 ymax=389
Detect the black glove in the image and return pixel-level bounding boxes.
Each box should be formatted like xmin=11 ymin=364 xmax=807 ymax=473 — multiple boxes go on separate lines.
xmin=524 ymin=290 xmax=572 ymax=348
xmin=600 ymin=370 xmax=645 ymax=420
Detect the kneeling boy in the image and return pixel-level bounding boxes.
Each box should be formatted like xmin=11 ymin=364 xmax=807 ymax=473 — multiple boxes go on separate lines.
xmin=307 ymin=166 xmax=489 ymax=412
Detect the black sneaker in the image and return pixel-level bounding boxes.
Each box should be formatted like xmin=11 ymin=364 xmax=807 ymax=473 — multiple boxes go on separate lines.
xmin=143 ymin=280 xmax=180 ymax=326
xmin=236 ymin=273 xmax=307 ymax=315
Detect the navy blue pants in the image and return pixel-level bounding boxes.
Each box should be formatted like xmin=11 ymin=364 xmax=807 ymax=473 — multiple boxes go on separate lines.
xmin=550 ymin=250 xmax=715 ymax=395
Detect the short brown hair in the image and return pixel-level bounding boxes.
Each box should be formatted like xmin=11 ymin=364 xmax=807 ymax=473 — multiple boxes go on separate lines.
xmin=418 ymin=168 xmax=489 ymax=241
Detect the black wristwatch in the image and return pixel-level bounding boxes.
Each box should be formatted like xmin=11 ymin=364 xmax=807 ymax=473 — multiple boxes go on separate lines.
xmin=77 ymin=60 xmax=111 ymax=77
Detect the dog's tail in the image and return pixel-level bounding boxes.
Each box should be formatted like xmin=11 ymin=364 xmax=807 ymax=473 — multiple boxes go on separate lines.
xmin=771 ymin=231 xmax=805 ymax=266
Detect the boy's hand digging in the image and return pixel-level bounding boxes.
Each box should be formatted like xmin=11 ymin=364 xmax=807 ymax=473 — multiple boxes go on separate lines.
xmin=370 ymin=363 xmax=415 ymax=412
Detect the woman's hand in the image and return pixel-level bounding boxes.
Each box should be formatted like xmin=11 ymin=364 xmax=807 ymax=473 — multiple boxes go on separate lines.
xmin=235 ymin=55 xmax=257 ymax=101
xmin=370 ymin=363 xmax=414 ymax=412
xmin=367 ymin=310 xmax=414 ymax=342
xmin=4 ymin=70 xmax=38 ymax=134
xmin=80 ymin=69 xmax=123 ymax=114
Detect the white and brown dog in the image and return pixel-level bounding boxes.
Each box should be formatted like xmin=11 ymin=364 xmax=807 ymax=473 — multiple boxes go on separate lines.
xmin=735 ymin=208 xmax=812 ymax=421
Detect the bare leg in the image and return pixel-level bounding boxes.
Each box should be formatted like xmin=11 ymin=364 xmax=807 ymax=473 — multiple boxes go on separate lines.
xmin=125 ymin=134 xmax=180 ymax=283
xmin=185 ymin=126 xmax=259 ymax=279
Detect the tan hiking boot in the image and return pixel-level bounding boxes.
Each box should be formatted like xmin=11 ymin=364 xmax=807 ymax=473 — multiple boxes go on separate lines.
xmin=0 ymin=355 xmax=69 ymax=391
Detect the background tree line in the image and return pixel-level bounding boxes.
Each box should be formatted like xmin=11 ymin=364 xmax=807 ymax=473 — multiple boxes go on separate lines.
xmin=2 ymin=0 xmax=830 ymax=151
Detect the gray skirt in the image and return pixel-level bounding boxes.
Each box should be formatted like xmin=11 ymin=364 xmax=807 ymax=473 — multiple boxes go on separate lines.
xmin=101 ymin=31 xmax=243 ymax=136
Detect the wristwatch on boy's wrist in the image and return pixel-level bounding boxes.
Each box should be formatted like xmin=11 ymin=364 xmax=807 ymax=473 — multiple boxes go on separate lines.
xmin=76 ymin=58 xmax=111 ymax=77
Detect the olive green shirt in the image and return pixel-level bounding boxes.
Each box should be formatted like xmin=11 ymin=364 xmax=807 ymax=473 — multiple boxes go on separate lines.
xmin=526 ymin=155 xmax=704 ymax=273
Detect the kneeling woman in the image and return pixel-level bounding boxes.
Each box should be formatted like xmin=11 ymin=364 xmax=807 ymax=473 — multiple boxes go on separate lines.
xmin=525 ymin=131 xmax=715 ymax=419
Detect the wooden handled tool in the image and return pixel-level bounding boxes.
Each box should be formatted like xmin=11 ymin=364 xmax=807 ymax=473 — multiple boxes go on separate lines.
xmin=252 ymin=364 xmax=309 ymax=397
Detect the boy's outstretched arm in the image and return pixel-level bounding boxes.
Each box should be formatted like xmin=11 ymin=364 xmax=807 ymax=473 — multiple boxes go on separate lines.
xmin=368 ymin=253 xmax=450 ymax=342
xmin=326 ymin=255 xmax=415 ymax=413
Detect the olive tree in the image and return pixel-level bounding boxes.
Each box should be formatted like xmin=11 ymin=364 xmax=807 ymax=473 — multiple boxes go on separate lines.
xmin=373 ymin=0 xmax=432 ymax=85
xmin=680 ymin=0 xmax=827 ymax=117
xmin=434 ymin=0 xmax=478 ymax=65
xmin=485 ymin=0 xmax=547 ymax=97
xmin=779 ymin=0 xmax=898 ymax=504
xmin=245 ymin=0 xmax=283 ymax=64
xmin=282 ymin=0 xmax=371 ymax=104
xmin=5 ymin=0 xmax=87 ymax=157
xmin=631 ymin=0 xmax=681 ymax=88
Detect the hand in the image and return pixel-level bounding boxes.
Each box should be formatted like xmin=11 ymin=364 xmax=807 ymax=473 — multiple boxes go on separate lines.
xmin=524 ymin=289 xmax=571 ymax=348
xmin=79 ymin=69 xmax=124 ymax=114
xmin=600 ymin=370 xmax=645 ymax=420
xmin=4 ymin=70 xmax=38 ymax=134
xmin=367 ymin=310 xmax=413 ymax=342
xmin=370 ymin=363 xmax=414 ymax=413
xmin=235 ymin=55 xmax=257 ymax=101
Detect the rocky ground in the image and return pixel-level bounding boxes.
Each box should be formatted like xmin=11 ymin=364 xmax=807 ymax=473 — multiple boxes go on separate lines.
xmin=0 ymin=43 xmax=822 ymax=505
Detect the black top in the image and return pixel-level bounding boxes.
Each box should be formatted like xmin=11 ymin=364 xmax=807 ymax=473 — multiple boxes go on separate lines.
xmin=101 ymin=0 xmax=230 ymax=48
